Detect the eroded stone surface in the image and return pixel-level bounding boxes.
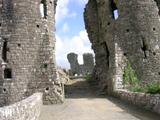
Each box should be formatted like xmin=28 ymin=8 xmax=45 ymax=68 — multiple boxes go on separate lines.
xmin=0 ymin=0 xmax=64 ymax=106
xmin=114 ymin=89 xmax=160 ymax=115
xmin=84 ymin=0 xmax=160 ymax=93
xmin=0 ymin=93 xmax=42 ymax=120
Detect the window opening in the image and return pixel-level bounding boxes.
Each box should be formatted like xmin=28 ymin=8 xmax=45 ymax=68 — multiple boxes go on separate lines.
xmin=141 ymin=39 xmax=148 ymax=58
xmin=40 ymin=0 xmax=47 ymax=19
xmin=4 ymin=68 xmax=12 ymax=79
xmin=110 ymin=0 xmax=119 ymax=20
xmin=2 ymin=39 xmax=8 ymax=62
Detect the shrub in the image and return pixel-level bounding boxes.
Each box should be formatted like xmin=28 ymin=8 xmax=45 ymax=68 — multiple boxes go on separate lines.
xmin=84 ymin=74 xmax=92 ymax=81
xmin=123 ymin=62 xmax=139 ymax=87
xmin=130 ymin=85 xmax=146 ymax=93
xmin=129 ymin=83 xmax=160 ymax=94
xmin=146 ymin=83 xmax=160 ymax=94
xmin=123 ymin=62 xmax=160 ymax=94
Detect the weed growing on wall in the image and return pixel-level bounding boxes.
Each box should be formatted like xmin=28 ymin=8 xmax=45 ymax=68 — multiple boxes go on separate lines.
xmin=123 ymin=62 xmax=160 ymax=94
xmin=123 ymin=62 xmax=139 ymax=88
xmin=84 ymin=74 xmax=92 ymax=81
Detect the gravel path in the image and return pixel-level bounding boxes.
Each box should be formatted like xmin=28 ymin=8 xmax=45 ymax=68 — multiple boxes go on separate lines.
xmin=40 ymin=79 xmax=160 ymax=120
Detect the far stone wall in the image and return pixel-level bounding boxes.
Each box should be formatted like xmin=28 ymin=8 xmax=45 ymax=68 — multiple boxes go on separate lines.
xmin=67 ymin=53 xmax=94 ymax=76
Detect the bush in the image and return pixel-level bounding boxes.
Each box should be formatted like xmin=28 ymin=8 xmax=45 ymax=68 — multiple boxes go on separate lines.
xmin=84 ymin=74 xmax=92 ymax=81
xmin=123 ymin=62 xmax=160 ymax=94
xmin=146 ymin=83 xmax=160 ymax=94
xmin=129 ymin=83 xmax=160 ymax=94
xmin=123 ymin=62 xmax=139 ymax=87
xmin=130 ymin=85 xmax=146 ymax=93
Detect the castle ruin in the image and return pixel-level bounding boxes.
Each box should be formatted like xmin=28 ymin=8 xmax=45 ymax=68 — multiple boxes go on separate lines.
xmin=84 ymin=0 xmax=160 ymax=93
xmin=0 ymin=0 xmax=63 ymax=106
xmin=67 ymin=52 xmax=94 ymax=76
xmin=0 ymin=0 xmax=160 ymax=119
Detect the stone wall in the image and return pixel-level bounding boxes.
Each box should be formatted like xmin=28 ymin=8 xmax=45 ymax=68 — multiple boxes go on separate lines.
xmin=0 ymin=0 xmax=64 ymax=106
xmin=84 ymin=0 xmax=160 ymax=93
xmin=67 ymin=53 xmax=80 ymax=75
xmin=0 ymin=93 xmax=42 ymax=120
xmin=114 ymin=90 xmax=160 ymax=115
xmin=67 ymin=52 xmax=94 ymax=76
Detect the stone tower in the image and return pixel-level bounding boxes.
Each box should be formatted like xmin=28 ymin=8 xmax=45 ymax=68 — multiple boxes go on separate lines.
xmin=83 ymin=53 xmax=94 ymax=74
xmin=67 ymin=53 xmax=80 ymax=75
xmin=67 ymin=52 xmax=94 ymax=75
xmin=0 ymin=0 xmax=63 ymax=106
xmin=84 ymin=0 xmax=160 ymax=93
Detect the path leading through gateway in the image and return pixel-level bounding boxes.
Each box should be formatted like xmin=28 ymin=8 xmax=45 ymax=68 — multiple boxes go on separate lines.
xmin=40 ymin=79 xmax=160 ymax=120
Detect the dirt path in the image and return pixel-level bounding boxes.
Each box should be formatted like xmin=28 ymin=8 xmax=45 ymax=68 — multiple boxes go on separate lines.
xmin=40 ymin=79 xmax=160 ymax=120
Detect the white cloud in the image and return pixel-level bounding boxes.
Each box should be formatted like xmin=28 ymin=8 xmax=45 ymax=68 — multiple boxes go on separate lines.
xmin=62 ymin=23 xmax=70 ymax=33
xmin=55 ymin=0 xmax=69 ymax=23
xmin=56 ymin=30 xmax=94 ymax=69
xmin=68 ymin=12 xmax=77 ymax=18
xmin=76 ymin=0 xmax=88 ymax=6
xmin=55 ymin=0 xmax=77 ymax=24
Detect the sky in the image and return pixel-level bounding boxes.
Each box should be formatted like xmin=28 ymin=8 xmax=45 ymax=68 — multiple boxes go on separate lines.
xmin=55 ymin=0 xmax=94 ymax=69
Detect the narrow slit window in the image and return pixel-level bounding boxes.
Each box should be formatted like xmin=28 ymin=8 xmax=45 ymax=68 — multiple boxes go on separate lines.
xmin=110 ymin=0 xmax=119 ymax=20
xmin=141 ymin=39 xmax=148 ymax=58
xmin=2 ymin=40 xmax=8 ymax=62
xmin=4 ymin=68 xmax=12 ymax=79
xmin=40 ymin=0 xmax=47 ymax=19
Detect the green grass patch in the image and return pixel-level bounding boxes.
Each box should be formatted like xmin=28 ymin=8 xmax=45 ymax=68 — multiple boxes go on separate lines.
xmin=84 ymin=74 xmax=92 ymax=81
xmin=146 ymin=83 xmax=160 ymax=94
xmin=123 ymin=62 xmax=139 ymax=87
xmin=123 ymin=62 xmax=160 ymax=94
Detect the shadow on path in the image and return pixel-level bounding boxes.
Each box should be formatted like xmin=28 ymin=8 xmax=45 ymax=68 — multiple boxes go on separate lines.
xmin=64 ymin=79 xmax=160 ymax=120
xmin=65 ymin=79 xmax=105 ymax=99
xmin=40 ymin=79 xmax=160 ymax=120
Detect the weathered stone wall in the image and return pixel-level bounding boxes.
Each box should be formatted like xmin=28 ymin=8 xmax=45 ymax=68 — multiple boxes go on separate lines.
xmin=84 ymin=0 xmax=115 ymax=93
xmin=84 ymin=0 xmax=160 ymax=93
xmin=67 ymin=52 xmax=94 ymax=76
xmin=114 ymin=90 xmax=160 ymax=115
xmin=67 ymin=53 xmax=80 ymax=75
xmin=0 ymin=93 xmax=42 ymax=120
xmin=0 ymin=0 xmax=64 ymax=106
xmin=82 ymin=53 xmax=94 ymax=74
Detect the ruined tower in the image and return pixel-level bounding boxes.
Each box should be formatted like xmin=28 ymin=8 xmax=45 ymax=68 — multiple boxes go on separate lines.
xmin=67 ymin=53 xmax=80 ymax=75
xmin=67 ymin=52 xmax=94 ymax=75
xmin=84 ymin=0 xmax=160 ymax=92
xmin=0 ymin=0 xmax=63 ymax=106
xmin=82 ymin=53 xmax=94 ymax=74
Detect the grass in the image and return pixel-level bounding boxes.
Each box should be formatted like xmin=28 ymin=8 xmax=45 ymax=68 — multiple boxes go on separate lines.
xmin=84 ymin=74 xmax=92 ymax=81
xmin=130 ymin=83 xmax=160 ymax=94
xmin=123 ymin=62 xmax=160 ymax=94
xmin=146 ymin=83 xmax=160 ymax=94
xmin=123 ymin=62 xmax=139 ymax=87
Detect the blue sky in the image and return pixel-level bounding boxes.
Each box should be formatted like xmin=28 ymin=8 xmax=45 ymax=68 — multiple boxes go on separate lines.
xmin=55 ymin=0 xmax=94 ymax=69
